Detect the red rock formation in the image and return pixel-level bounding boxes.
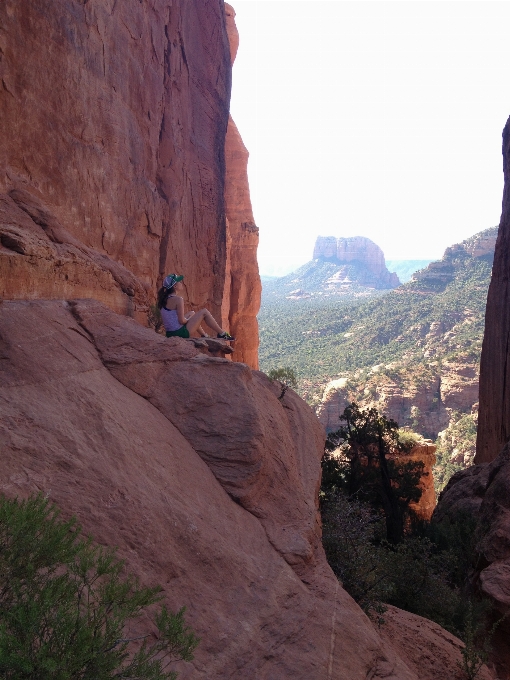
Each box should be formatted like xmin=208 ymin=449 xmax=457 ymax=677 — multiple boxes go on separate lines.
xmin=223 ymin=4 xmax=261 ymax=368
xmin=434 ymin=445 xmax=510 ymax=678
xmin=0 ymin=298 xmax=436 ymax=679
xmin=318 ymin=361 xmax=478 ymax=441
xmin=379 ymin=606 xmax=495 ymax=680
xmin=0 ymin=0 xmax=259 ymax=367
xmin=477 ymin=118 xmax=510 ymax=463
xmin=313 ymin=236 xmax=400 ymax=288
xmin=393 ymin=444 xmax=437 ymax=521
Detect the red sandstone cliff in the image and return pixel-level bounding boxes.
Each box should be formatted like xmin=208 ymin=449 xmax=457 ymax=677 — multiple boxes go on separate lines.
xmin=477 ymin=116 xmax=510 ymax=463
xmin=223 ymin=4 xmax=261 ymax=368
xmin=0 ymin=0 xmax=260 ymax=368
xmin=0 ymin=299 xmax=494 ymax=679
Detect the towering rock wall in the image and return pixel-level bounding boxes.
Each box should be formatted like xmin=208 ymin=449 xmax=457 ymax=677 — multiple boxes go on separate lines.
xmin=0 ymin=0 xmax=260 ymax=367
xmin=223 ymin=4 xmax=261 ymax=368
xmin=477 ymin=117 xmax=510 ymax=463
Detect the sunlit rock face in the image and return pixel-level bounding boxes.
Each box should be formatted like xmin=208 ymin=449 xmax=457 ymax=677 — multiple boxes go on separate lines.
xmin=0 ymin=0 xmax=260 ymax=367
xmin=313 ymin=236 xmax=400 ymax=289
xmin=223 ymin=3 xmax=261 ymax=369
xmin=477 ymin=116 xmax=510 ymax=464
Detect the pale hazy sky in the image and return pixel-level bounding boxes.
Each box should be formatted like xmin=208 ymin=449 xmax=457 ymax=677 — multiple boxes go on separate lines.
xmin=228 ymin=1 xmax=510 ymax=276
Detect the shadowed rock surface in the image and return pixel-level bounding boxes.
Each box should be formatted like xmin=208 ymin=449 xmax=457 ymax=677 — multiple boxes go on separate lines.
xmin=435 ymin=443 xmax=510 ymax=678
xmin=477 ymin=117 xmax=510 ymax=463
xmin=0 ymin=0 xmax=260 ymax=368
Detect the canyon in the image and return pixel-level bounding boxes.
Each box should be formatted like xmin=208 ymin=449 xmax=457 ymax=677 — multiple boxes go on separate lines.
xmin=0 ymin=0 xmax=507 ymax=677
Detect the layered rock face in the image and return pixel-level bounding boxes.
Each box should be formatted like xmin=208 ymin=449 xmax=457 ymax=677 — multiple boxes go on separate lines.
xmin=477 ymin=118 xmax=510 ymax=463
xmin=223 ymin=4 xmax=261 ymax=368
xmin=318 ymin=361 xmax=479 ymax=441
xmin=313 ymin=236 xmax=400 ymax=289
xmin=0 ymin=0 xmax=260 ymax=367
xmin=0 ymin=297 xmax=476 ymax=680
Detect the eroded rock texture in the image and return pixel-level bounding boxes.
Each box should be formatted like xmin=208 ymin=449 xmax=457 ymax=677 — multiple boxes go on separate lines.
xmin=477 ymin=117 xmax=510 ymax=463
xmin=0 ymin=0 xmax=261 ymax=367
xmin=223 ymin=4 xmax=261 ymax=368
xmin=0 ymin=298 xmax=485 ymax=679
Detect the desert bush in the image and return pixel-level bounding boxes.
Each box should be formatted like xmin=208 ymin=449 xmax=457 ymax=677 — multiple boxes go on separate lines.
xmin=321 ymin=492 xmax=390 ymax=616
xmin=267 ymin=367 xmax=298 ymax=399
xmin=0 ymin=494 xmax=199 ymax=680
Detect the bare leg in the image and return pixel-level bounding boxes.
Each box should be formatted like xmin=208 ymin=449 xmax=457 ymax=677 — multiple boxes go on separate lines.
xmin=184 ymin=311 xmax=207 ymax=336
xmin=185 ymin=308 xmax=223 ymax=336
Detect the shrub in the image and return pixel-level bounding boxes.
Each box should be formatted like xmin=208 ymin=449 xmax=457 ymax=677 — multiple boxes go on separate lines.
xmin=0 ymin=494 xmax=199 ymax=680
xmin=321 ymin=492 xmax=390 ymax=617
xmin=267 ymin=367 xmax=298 ymax=399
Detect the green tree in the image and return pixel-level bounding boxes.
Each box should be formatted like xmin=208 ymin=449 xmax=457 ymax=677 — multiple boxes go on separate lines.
xmin=0 ymin=494 xmax=199 ymax=680
xmin=267 ymin=367 xmax=298 ymax=400
xmin=325 ymin=403 xmax=425 ymax=543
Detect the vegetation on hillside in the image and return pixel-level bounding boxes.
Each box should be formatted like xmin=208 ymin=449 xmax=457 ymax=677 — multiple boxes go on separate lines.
xmin=434 ymin=411 xmax=478 ymax=493
xmin=260 ymin=246 xmax=493 ymax=399
xmin=321 ymin=405 xmax=490 ymax=663
xmin=0 ymin=494 xmax=198 ymax=680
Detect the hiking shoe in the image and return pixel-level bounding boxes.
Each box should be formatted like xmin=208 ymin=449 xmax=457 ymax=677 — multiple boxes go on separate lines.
xmin=217 ymin=332 xmax=236 ymax=341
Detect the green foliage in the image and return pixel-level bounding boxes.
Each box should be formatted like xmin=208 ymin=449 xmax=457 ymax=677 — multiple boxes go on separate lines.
xmin=320 ymin=407 xmax=494 ymax=647
xmin=397 ymin=429 xmax=422 ymax=453
xmin=259 ymin=233 xmax=494 ymax=406
xmin=267 ymin=367 xmax=298 ymax=399
xmin=434 ymin=413 xmax=478 ymax=494
xmin=325 ymin=404 xmax=424 ymax=543
xmin=0 ymin=494 xmax=199 ymax=680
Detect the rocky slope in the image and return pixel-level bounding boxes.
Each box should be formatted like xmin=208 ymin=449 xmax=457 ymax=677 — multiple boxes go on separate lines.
xmin=0 ymin=298 xmax=495 ymax=679
xmin=0 ymin=0 xmax=260 ymax=367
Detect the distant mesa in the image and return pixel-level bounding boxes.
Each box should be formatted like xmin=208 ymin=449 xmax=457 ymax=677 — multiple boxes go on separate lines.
xmin=313 ymin=235 xmax=401 ymax=290
xmin=261 ymin=235 xmax=401 ymax=302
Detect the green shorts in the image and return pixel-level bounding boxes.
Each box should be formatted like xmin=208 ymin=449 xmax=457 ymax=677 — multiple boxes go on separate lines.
xmin=166 ymin=325 xmax=190 ymax=339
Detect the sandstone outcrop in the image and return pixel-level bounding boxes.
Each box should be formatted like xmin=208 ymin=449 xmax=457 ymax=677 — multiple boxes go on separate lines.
xmin=434 ymin=443 xmax=510 ymax=678
xmin=0 ymin=298 xmax=488 ymax=679
xmin=0 ymin=0 xmax=260 ymax=368
xmin=223 ymin=4 xmax=261 ymax=369
xmin=318 ymin=360 xmax=479 ymax=441
xmin=477 ymin=120 xmax=510 ymax=463
xmin=378 ymin=606 xmax=494 ymax=680
xmin=412 ymin=227 xmax=497 ymax=293
xmin=313 ymin=236 xmax=400 ymax=289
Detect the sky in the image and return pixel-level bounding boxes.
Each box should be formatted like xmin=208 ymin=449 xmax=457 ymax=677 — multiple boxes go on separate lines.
xmin=228 ymin=1 xmax=510 ymax=277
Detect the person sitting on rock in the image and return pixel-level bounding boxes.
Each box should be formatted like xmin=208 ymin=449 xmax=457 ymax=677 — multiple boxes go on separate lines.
xmin=157 ymin=274 xmax=235 ymax=341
